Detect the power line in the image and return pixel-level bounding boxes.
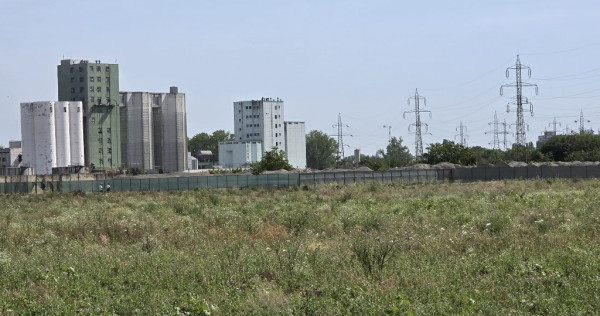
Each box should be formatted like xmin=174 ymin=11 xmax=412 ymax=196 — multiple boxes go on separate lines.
xmin=500 ymin=55 xmax=539 ymax=146
xmin=404 ymin=89 xmax=431 ymax=159
xmin=575 ymin=109 xmax=592 ymax=134
xmin=548 ymin=117 xmax=561 ymax=134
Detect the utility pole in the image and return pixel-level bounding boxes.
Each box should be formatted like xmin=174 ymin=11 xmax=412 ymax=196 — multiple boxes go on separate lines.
xmin=500 ymin=55 xmax=538 ymax=146
xmin=486 ymin=112 xmax=501 ymax=149
xmin=455 ymin=121 xmax=468 ymax=147
xmin=575 ymin=110 xmax=591 ymax=134
xmin=332 ymin=113 xmax=352 ymax=160
xmin=383 ymin=125 xmax=392 ymax=144
xmin=404 ymin=89 xmax=431 ymax=159
xmin=549 ymin=117 xmax=561 ymax=134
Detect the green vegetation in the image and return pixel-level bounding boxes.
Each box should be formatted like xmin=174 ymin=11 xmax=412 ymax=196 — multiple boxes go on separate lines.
xmin=306 ymin=130 xmax=338 ymax=170
xmin=188 ymin=130 xmax=234 ymax=159
xmin=251 ymin=148 xmax=292 ymax=174
xmin=1 ymin=179 xmax=600 ymax=314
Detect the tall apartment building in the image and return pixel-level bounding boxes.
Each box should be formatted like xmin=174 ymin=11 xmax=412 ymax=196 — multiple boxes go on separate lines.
xmin=119 ymin=87 xmax=188 ymax=172
xmin=57 ymin=59 xmax=121 ymax=170
xmin=219 ymin=98 xmax=306 ymax=169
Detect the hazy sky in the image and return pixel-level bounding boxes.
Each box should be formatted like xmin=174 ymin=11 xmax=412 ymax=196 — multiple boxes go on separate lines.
xmin=2 ymin=0 xmax=600 ymax=156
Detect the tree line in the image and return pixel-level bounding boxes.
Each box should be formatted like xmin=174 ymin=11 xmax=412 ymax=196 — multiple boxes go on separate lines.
xmin=188 ymin=130 xmax=600 ymax=171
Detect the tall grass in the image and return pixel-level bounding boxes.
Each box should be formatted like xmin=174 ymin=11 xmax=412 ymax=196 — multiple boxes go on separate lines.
xmin=0 ymin=179 xmax=599 ymax=314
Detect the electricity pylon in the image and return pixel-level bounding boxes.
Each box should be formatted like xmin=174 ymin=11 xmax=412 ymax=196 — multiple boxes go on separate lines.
xmin=332 ymin=113 xmax=352 ymax=159
xmin=404 ymin=89 xmax=431 ymax=159
xmin=455 ymin=121 xmax=468 ymax=147
xmin=500 ymin=55 xmax=538 ymax=146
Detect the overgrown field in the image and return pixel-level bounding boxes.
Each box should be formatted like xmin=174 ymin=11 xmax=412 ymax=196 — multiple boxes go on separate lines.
xmin=1 ymin=179 xmax=600 ymax=314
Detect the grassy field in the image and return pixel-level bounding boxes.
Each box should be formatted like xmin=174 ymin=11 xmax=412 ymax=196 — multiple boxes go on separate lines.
xmin=1 ymin=179 xmax=599 ymax=314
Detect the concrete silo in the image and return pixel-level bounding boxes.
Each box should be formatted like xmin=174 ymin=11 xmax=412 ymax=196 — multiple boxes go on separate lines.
xmin=68 ymin=101 xmax=85 ymax=166
xmin=54 ymin=101 xmax=71 ymax=167
xmin=32 ymin=102 xmax=57 ymax=174
xmin=20 ymin=103 xmax=36 ymax=169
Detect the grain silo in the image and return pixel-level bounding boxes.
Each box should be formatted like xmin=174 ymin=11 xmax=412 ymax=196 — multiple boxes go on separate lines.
xmin=68 ymin=101 xmax=85 ymax=166
xmin=54 ymin=101 xmax=71 ymax=167
xmin=20 ymin=103 xmax=36 ymax=169
xmin=32 ymin=102 xmax=57 ymax=174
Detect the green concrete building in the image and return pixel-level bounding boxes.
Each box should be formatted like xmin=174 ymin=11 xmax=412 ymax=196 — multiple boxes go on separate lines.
xmin=57 ymin=59 xmax=121 ymax=170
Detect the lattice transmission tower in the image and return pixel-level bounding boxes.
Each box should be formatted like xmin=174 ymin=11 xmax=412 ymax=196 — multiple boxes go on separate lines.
xmin=500 ymin=55 xmax=538 ymax=146
xmin=486 ymin=112 xmax=510 ymax=150
xmin=455 ymin=121 xmax=468 ymax=147
xmin=332 ymin=113 xmax=352 ymax=159
xmin=548 ymin=117 xmax=561 ymax=134
xmin=404 ymin=89 xmax=431 ymax=159
xmin=575 ymin=110 xmax=591 ymax=134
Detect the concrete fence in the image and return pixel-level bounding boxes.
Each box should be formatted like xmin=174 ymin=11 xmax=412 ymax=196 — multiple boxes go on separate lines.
xmin=1 ymin=165 xmax=599 ymax=194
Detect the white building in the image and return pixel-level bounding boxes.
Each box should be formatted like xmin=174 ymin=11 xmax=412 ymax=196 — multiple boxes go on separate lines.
xmin=119 ymin=87 xmax=188 ymax=173
xmin=284 ymin=121 xmax=307 ymax=169
xmin=218 ymin=141 xmax=262 ymax=168
xmin=219 ymin=98 xmax=306 ymax=169
xmin=20 ymin=101 xmax=85 ymax=175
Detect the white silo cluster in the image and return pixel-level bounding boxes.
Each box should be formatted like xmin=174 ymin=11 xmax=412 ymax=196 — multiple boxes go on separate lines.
xmin=20 ymin=101 xmax=85 ymax=174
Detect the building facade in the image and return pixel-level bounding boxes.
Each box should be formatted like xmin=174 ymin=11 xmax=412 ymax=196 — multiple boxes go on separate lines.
xmin=220 ymin=98 xmax=306 ymax=169
xmin=57 ymin=59 xmax=121 ymax=170
xmin=284 ymin=121 xmax=307 ymax=169
xmin=119 ymin=87 xmax=188 ymax=172
xmin=20 ymin=101 xmax=85 ymax=175
xmin=0 ymin=141 xmax=22 ymax=168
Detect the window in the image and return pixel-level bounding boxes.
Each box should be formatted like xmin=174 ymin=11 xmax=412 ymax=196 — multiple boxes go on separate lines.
xmin=70 ymin=88 xmax=75 ymax=93
xmin=106 ymin=77 xmax=110 ymax=83
xmin=80 ymin=87 xmax=84 ymax=92
xmin=97 ymin=66 xmax=101 ymax=72
xmin=98 ymin=137 xmax=102 ymax=143
xmin=98 ymin=128 xmax=102 ymax=133
xmin=90 ymin=66 xmax=94 ymax=71
xmin=108 ymin=148 xmax=112 ymax=154
xmin=70 ymin=67 xmax=74 ymax=73
xmin=108 ymin=158 xmax=112 ymax=164
xmin=98 ymin=148 xmax=103 ymax=154
xmin=70 ymin=77 xmax=74 ymax=83
xmin=90 ymin=76 xmax=94 ymax=82
xmin=79 ymin=77 xmax=83 ymax=82
xmin=50 ymin=106 xmax=53 ymax=113
xmin=78 ymin=67 xmax=83 ymax=72
xmin=97 ymin=98 xmax=102 ymax=104
xmin=105 ymin=66 xmax=110 ymax=72
xmin=106 ymin=97 xmax=110 ymax=104
xmin=106 ymin=128 xmax=111 ymax=133
xmin=90 ymin=86 xmax=94 ymax=92
xmin=107 ymin=138 xmax=111 ymax=144
xmin=63 ymin=107 xmax=67 ymax=113
xmin=96 ymin=87 xmax=101 ymax=92
xmin=77 ymin=107 xmax=81 ymax=113
xmin=99 ymin=158 xmax=103 ymax=165
xmin=97 ymin=76 xmax=101 ymax=82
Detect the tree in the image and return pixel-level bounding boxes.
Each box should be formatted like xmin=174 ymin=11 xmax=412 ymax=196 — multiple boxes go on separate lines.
xmin=383 ymin=136 xmax=412 ymax=168
xmin=540 ymin=134 xmax=600 ymax=162
xmin=422 ymin=140 xmax=475 ymax=166
xmin=251 ymin=148 xmax=292 ymax=174
xmin=188 ymin=130 xmax=234 ymax=159
xmin=306 ymin=130 xmax=338 ymax=170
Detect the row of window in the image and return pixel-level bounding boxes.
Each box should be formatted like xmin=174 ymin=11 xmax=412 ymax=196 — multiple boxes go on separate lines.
xmin=97 ymin=137 xmax=112 ymax=144
xmin=69 ymin=76 xmax=110 ymax=83
xmin=70 ymin=86 xmax=110 ymax=94
xmin=98 ymin=148 xmax=113 ymax=154
xmin=245 ymin=115 xmax=259 ymax=119
xmin=246 ymin=124 xmax=259 ymax=127
xmin=69 ymin=66 xmax=110 ymax=73
xmin=98 ymin=127 xmax=111 ymax=133
xmin=98 ymin=158 xmax=112 ymax=165
xmin=246 ymin=133 xmax=260 ymax=137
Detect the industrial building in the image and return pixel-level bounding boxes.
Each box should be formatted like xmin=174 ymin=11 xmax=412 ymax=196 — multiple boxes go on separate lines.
xmin=119 ymin=87 xmax=188 ymax=173
xmin=219 ymin=98 xmax=306 ymax=169
xmin=57 ymin=59 xmax=121 ymax=170
xmin=20 ymin=101 xmax=85 ymax=175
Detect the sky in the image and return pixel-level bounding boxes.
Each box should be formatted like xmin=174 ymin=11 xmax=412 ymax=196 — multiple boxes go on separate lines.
xmin=2 ymin=0 xmax=600 ymax=157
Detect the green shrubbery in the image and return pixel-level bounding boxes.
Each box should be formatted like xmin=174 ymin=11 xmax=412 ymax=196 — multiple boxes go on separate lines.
xmin=0 ymin=180 xmax=599 ymax=313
